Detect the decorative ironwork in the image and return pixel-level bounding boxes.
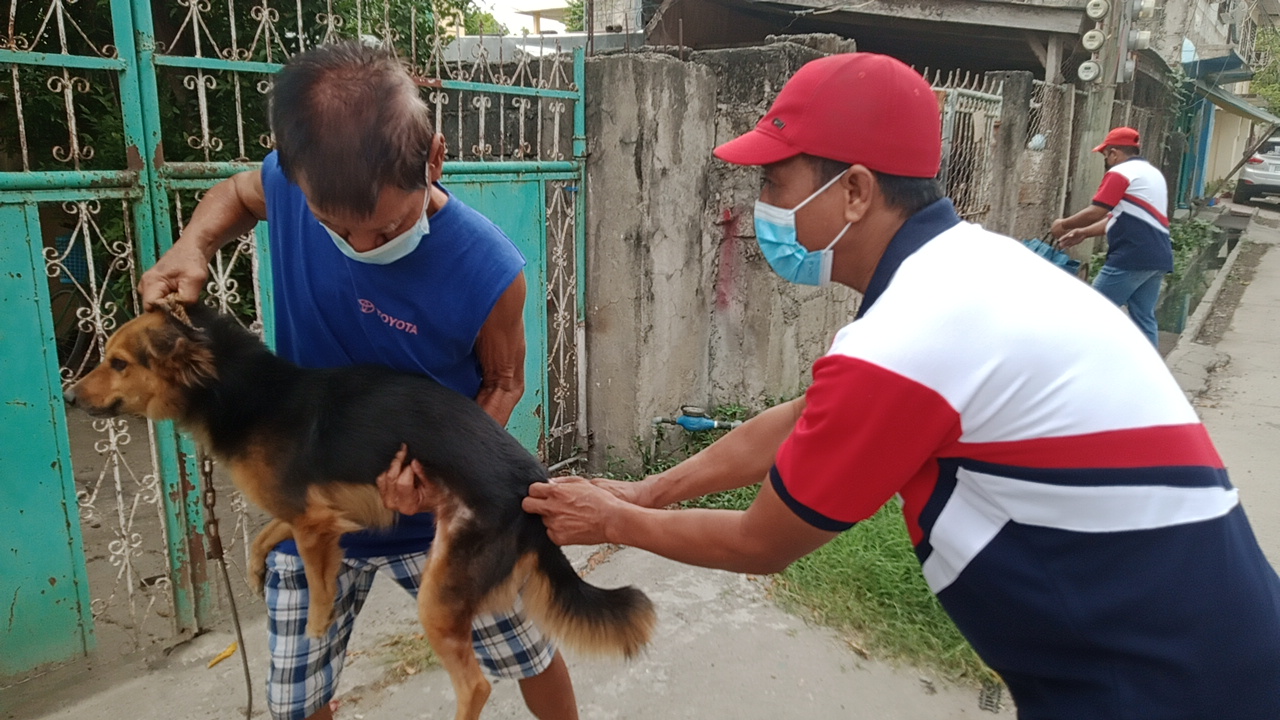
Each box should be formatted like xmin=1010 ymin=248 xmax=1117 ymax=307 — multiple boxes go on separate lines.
xmin=544 ymin=181 xmax=582 ymax=464
xmin=5 ymin=0 xmax=118 ymax=57
xmin=2 ymin=0 xmax=587 ymax=677
xmin=173 ymin=189 xmax=268 ymax=575
xmin=41 ymin=199 xmax=180 ymax=657
xmin=3 ymin=0 xmax=121 ymax=171
xmin=920 ymin=68 xmax=1002 ymax=222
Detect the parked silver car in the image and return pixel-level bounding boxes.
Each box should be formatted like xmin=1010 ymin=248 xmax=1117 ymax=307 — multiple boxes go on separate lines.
xmin=1236 ymin=136 xmax=1280 ymax=204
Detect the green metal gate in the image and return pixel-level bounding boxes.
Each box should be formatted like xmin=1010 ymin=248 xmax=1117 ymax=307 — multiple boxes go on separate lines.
xmin=1 ymin=0 xmax=585 ymax=685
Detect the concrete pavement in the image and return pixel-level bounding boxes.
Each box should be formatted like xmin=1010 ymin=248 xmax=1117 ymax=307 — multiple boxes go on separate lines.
xmin=7 ymin=542 xmax=1001 ymax=720
xmin=1171 ymin=207 xmax=1280 ymax=564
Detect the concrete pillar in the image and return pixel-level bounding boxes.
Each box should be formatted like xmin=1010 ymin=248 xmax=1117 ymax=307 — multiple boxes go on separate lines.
xmin=989 ymin=71 xmax=1035 ymax=237
xmin=1064 ymin=2 xmax=1123 ymax=260
xmin=1046 ymin=35 xmax=1064 ymax=84
xmin=582 ymin=53 xmax=718 ymax=472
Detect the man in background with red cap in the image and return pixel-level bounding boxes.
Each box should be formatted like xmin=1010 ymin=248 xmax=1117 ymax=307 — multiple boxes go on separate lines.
xmin=384 ymin=53 xmax=1280 ymax=717
xmin=1051 ymin=128 xmax=1172 ymax=348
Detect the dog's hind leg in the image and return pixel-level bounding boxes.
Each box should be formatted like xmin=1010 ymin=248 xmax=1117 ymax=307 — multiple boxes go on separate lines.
xmin=248 ymin=518 xmax=294 ymax=596
xmin=418 ymin=517 xmax=489 ymax=720
xmin=419 ymin=584 xmax=489 ymax=720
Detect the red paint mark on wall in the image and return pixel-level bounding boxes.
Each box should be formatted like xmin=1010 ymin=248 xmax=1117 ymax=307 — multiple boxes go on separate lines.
xmin=715 ymin=208 xmax=739 ymax=312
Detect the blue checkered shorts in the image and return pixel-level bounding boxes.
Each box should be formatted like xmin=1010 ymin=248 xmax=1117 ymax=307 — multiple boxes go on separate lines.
xmin=264 ymin=550 xmax=556 ymax=720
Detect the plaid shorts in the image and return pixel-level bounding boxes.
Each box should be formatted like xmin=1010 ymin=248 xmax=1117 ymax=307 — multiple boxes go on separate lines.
xmin=264 ymin=549 xmax=556 ymax=720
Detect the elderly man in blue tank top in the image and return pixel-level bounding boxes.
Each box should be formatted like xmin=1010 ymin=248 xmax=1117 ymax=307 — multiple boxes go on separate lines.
xmin=139 ymin=41 xmax=579 ymax=720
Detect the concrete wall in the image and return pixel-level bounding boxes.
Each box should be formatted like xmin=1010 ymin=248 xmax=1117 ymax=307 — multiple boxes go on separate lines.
xmin=583 ymin=37 xmax=860 ymax=472
xmin=1207 ymin=110 xmax=1260 ymax=183
xmin=1154 ymin=0 xmax=1231 ymax=68
xmin=987 ymin=71 xmax=1035 ymax=237
xmin=583 ymin=53 xmax=718 ymax=467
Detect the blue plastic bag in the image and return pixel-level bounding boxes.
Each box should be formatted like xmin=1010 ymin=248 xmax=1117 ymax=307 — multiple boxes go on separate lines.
xmin=1021 ymin=238 xmax=1081 ymax=275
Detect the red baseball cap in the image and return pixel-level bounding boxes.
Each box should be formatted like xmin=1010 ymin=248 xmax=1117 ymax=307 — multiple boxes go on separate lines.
xmin=1093 ymin=126 xmax=1140 ymax=153
xmin=714 ymin=53 xmax=941 ymax=178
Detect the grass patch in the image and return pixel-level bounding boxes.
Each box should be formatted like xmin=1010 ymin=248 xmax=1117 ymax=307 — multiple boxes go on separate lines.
xmin=379 ymin=631 xmax=440 ymax=681
xmin=616 ymin=402 xmax=989 ymax=684
xmin=773 ymin=505 xmax=988 ymax=682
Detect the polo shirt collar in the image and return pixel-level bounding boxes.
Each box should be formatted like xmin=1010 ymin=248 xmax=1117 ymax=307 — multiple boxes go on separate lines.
xmin=856 ymin=198 xmax=961 ymax=319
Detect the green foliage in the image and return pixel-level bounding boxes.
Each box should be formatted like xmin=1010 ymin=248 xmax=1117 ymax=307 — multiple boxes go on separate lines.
xmin=563 ymin=0 xmax=586 ymax=32
xmin=1089 ymin=250 xmax=1107 ymax=281
xmin=1250 ymin=30 xmax=1280 ymax=112
xmin=774 ymin=505 xmax=990 ymax=682
xmin=464 ymin=9 xmax=509 ymax=35
xmin=1169 ymin=217 xmax=1221 ymax=282
xmin=1204 ymin=177 xmax=1236 ymax=198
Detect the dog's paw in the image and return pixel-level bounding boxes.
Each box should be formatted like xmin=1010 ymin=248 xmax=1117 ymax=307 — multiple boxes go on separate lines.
xmin=248 ymin=565 xmax=266 ymax=597
xmin=304 ymin=611 xmax=335 ymax=639
xmin=304 ymin=618 xmax=329 ymax=639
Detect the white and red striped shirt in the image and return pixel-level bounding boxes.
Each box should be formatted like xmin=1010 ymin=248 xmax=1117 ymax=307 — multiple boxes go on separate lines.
xmin=1092 ymin=157 xmax=1173 ymax=271
xmin=770 ymin=199 xmax=1280 ymax=718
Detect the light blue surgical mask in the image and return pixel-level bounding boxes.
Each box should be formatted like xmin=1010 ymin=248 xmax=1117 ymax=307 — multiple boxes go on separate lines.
xmin=753 ymin=172 xmax=852 ymax=286
xmin=322 ymin=189 xmax=430 ymax=265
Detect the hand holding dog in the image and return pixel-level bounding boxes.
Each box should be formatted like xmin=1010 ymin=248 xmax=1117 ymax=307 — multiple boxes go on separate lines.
xmin=376 ymin=444 xmax=435 ymax=515
xmin=139 ymin=239 xmax=210 ymax=309
xmin=580 ymin=476 xmax=662 ymax=508
xmin=523 ymin=479 xmax=627 ymax=546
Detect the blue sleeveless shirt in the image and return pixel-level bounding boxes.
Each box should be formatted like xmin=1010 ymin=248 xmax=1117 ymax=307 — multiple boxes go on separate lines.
xmin=260 ymin=152 xmax=526 ymax=557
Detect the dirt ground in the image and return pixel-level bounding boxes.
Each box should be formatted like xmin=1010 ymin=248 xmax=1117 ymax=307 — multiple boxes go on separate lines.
xmin=1196 ymin=241 xmax=1271 ymax=346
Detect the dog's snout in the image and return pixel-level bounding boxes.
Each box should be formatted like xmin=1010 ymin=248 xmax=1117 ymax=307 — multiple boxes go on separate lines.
xmin=63 ymin=387 xmax=77 ymax=405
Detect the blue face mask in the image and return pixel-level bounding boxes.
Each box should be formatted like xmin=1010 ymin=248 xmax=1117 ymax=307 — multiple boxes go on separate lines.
xmin=753 ymin=172 xmax=852 ymax=287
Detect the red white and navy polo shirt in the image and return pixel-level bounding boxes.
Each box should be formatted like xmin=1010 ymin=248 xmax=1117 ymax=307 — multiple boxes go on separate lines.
xmin=772 ymin=199 xmax=1280 ymax=718
xmin=1092 ymin=156 xmax=1173 ymax=272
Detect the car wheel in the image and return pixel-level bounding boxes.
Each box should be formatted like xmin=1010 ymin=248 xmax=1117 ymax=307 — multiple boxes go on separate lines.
xmin=1235 ymin=186 xmax=1256 ymax=205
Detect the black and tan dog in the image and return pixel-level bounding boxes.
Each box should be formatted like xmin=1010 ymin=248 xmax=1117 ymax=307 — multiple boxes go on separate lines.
xmin=66 ymin=303 xmax=655 ymax=720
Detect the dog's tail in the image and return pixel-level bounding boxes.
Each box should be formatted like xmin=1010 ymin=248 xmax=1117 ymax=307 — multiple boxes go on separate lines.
xmin=520 ymin=537 xmax=656 ymax=658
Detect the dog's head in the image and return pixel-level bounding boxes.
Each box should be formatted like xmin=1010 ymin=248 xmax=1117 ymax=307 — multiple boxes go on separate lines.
xmin=65 ymin=306 xmax=217 ymax=421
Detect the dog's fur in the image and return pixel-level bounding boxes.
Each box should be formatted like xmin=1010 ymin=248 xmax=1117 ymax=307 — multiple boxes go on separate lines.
xmin=67 ymin=305 xmax=655 ymax=720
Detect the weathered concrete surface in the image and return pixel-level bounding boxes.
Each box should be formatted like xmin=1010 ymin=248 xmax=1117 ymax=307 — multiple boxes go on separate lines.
xmin=583 ymin=40 xmax=861 ymax=473
xmin=583 ymin=52 xmax=718 ymax=469
xmin=7 ymin=544 xmax=1007 ymax=720
xmin=691 ymin=40 xmax=860 ymax=412
xmin=1185 ymin=212 xmax=1280 ymax=563
xmin=986 ymin=71 xmax=1034 ymax=238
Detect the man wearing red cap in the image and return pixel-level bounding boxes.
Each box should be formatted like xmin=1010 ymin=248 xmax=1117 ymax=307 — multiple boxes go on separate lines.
xmin=1051 ymin=127 xmax=1172 ymax=348
xmin=384 ymin=53 xmax=1280 ymax=718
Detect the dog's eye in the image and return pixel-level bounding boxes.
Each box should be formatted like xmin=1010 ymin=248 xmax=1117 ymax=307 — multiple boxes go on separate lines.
xmin=110 ymin=358 xmax=128 ymax=372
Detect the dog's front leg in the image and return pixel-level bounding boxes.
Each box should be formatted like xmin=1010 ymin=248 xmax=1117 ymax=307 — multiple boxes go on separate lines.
xmin=292 ymin=527 xmax=345 ymax=638
xmin=249 ymin=518 xmax=294 ymax=596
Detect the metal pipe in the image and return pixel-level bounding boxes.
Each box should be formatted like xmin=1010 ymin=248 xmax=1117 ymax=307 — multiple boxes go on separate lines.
xmin=442 ymin=160 xmax=578 ymax=174
xmin=0 ymin=48 xmax=126 ymax=71
xmin=158 ymin=162 xmax=261 ymax=179
xmin=0 ymin=170 xmax=139 ymax=190
xmin=547 ymin=455 xmax=586 ymax=474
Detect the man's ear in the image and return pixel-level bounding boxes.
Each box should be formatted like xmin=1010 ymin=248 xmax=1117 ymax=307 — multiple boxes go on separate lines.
xmin=427 ymin=133 xmax=446 ymax=183
xmin=841 ymin=165 xmax=878 ymax=225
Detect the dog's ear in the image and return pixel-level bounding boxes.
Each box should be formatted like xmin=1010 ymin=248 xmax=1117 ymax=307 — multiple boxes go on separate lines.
xmin=153 ymin=295 xmax=199 ymax=333
xmin=142 ymin=319 xmax=218 ymax=388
